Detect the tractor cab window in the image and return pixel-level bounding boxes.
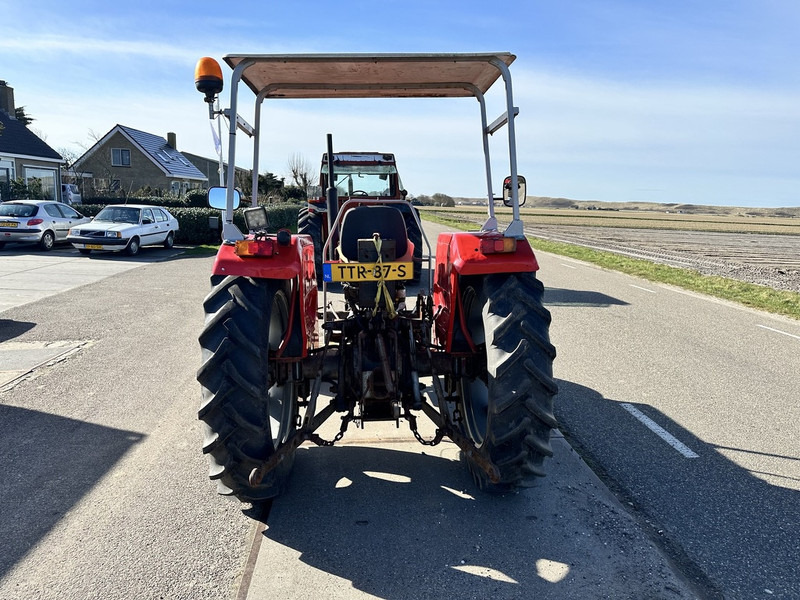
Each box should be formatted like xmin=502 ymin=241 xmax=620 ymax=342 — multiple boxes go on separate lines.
xmin=330 ymin=165 xmax=397 ymax=197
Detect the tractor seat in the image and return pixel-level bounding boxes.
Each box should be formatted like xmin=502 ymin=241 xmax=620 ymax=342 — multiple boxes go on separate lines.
xmin=338 ymin=206 xmax=408 ymax=261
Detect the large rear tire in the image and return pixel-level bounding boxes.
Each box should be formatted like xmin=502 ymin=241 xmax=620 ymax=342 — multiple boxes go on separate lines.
xmin=452 ymin=272 xmax=558 ymax=492
xmin=197 ymin=276 xmax=299 ymax=502
xmin=298 ymin=207 xmax=324 ymax=286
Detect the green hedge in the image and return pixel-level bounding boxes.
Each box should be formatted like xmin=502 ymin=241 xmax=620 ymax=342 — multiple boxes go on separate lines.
xmin=84 ymin=190 xmax=207 ymax=208
xmin=76 ymin=204 xmax=300 ymax=245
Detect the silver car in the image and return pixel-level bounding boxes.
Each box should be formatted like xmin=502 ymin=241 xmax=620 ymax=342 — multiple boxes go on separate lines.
xmin=0 ymin=200 xmax=91 ymax=251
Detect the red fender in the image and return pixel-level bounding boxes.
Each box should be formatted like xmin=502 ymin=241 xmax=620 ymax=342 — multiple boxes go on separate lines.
xmin=433 ymin=231 xmax=539 ymax=350
xmin=212 ymin=234 xmax=318 ymax=354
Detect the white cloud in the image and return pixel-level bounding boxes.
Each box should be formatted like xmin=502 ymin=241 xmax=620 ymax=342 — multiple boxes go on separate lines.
xmin=510 ymin=68 xmax=800 ymax=204
xmin=0 ymin=34 xmax=200 ymax=62
xmin=5 ymin=28 xmax=799 ymax=206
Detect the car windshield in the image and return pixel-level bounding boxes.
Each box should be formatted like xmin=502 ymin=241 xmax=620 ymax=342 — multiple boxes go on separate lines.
xmin=95 ymin=207 xmax=141 ymax=224
xmin=0 ymin=204 xmax=37 ymax=217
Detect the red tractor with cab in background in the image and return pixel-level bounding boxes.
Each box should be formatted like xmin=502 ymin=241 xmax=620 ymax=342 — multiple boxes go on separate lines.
xmin=299 ymin=150 xmax=424 ymax=285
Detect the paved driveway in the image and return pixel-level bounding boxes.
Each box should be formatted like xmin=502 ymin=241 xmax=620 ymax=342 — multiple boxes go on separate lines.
xmin=0 ymin=244 xmax=185 ymax=314
xmin=0 ymin=243 xmax=185 ymax=387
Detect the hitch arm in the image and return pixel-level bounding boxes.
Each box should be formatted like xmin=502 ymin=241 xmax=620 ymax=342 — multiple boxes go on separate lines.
xmin=417 ymin=399 xmax=501 ymax=484
xmin=248 ymin=401 xmax=338 ymax=487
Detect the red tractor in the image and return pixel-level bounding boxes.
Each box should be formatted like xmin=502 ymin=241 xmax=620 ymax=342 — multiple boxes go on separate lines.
xmin=194 ymin=53 xmax=557 ymax=503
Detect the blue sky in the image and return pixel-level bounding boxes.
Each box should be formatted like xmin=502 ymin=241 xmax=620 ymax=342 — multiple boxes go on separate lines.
xmin=2 ymin=0 xmax=799 ymax=207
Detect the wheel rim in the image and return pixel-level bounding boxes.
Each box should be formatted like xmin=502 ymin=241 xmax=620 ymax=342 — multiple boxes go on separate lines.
xmin=129 ymin=239 xmax=139 ymax=254
xmin=266 ymin=290 xmax=295 ymax=449
xmin=459 ymin=286 xmax=489 ymax=445
xmin=165 ymin=232 xmax=174 ymax=247
xmin=42 ymin=231 xmax=54 ymax=250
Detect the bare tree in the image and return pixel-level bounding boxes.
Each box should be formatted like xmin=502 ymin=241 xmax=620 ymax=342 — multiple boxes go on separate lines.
xmin=58 ymin=146 xmax=87 ymax=195
xmin=287 ymin=153 xmax=315 ymax=195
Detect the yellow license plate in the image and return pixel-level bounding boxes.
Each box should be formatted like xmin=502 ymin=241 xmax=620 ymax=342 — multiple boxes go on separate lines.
xmin=85 ymin=244 xmax=104 ymax=250
xmin=323 ymin=262 xmax=413 ymax=282
xmin=0 ymin=221 xmax=18 ymax=228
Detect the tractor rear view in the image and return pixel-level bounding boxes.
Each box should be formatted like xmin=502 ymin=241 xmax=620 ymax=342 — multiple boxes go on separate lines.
xmin=194 ymin=53 xmax=557 ymax=504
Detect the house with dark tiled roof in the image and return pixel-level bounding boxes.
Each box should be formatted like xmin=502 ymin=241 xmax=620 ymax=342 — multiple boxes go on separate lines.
xmin=180 ymin=151 xmax=252 ymax=191
xmin=72 ymin=125 xmax=207 ymax=197
xmin=0 ymin=80 xmax=65 ymax=202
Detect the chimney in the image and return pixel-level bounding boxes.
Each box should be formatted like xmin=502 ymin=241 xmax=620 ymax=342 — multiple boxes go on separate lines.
xmin=167 ymin=132 xmax=177 ymax=149
xmin=0 ymin=81 xmax=15 ymax=117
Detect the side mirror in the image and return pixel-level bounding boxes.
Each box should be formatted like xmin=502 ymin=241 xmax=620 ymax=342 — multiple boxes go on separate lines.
xmin=208 ymin=186 xmax=240 ymax=210
xmin=502 ymin=175 xmax=527 ymax=207
xmin=142 ymin=217 xmax=153 ymax=225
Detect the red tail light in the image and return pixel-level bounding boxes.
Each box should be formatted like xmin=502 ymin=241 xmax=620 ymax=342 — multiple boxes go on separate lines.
xmin=234 ymin=238 xmax=275 ymax=257
xmin=479 ymin=236 xmax=517 ymax=254
xmin=27 ymin=218 xmax=44 ymax=226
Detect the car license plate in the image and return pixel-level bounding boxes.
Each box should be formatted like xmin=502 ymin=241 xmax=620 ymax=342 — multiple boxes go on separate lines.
xmin=323 ymin=261 xmax=413 ymax=282
xmin=85 ymin=244 xmax=104 ymax=250
xmin=0 ymin=221 xmax=18 ymax=228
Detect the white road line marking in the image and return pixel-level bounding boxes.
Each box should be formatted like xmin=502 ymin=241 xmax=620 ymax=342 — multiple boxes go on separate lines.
xmin=629 ymin=284 xmax=656 ymax=293
xmin=756 ymin=324 xmax=800 ymax=341
xmin=620 ymin=403 xmax=699 ymax=458
xmin=560 ymin=263 xmax=577 ymax=269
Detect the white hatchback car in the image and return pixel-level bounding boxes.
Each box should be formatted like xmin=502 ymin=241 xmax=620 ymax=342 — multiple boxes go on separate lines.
xmin=0 ymin=200 xmax=91 ymax=250
xmin=67 ymin=204 xmax=179 ymax=256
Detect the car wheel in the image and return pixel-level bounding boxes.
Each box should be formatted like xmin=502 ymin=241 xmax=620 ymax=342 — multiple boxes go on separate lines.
xmin=39 ymin=230 xmax=56 ymax=251
xmin=163 ymin=231 xmax=175 ymax=249
xmin=78 ymin=249 xmax=91 ymax=255
xmin=125 ymin=237 xmax=140 ymax=256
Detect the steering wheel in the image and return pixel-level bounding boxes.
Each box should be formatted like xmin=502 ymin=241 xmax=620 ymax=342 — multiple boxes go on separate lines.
xmin=351 ymin=190 xmax=369 ymax=196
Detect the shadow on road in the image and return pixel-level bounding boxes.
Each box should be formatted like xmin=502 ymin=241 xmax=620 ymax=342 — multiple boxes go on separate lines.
xmin=544 ymin=287 xmax=629 ymax=308
xmin=0 ymin=405 xmax=144 ymax=578
xmin=555 ymin=378 xmax=800 ymax=599
xmin=258 ymin=440 xmax=688 ymax=600
xmin=0 ymin=319 xmax=36 ymax=342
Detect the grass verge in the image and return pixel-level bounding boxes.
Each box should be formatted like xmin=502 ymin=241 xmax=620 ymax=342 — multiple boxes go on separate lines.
xmin=421 ymin=213 xmax=800 ymax=320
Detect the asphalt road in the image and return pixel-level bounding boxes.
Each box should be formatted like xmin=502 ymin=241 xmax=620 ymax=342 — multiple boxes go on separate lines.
xmin=0 ymin=230 xmax=699 ymax=599
xmin=0 ymin=249 xmax=255 ymax=599
xmin=537 ymin=249 xmax=800 ymax=599
xmin=4 ymin=220 xmax=797 ymax=599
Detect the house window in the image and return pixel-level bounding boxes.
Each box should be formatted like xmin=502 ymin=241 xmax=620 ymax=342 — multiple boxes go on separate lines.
xmin=0 ymin=158 xmax=14 ymax=201
xmin=111 ymin=148 xmax=131 ymax=167
xmin=24 ymin=166 xmax=57 ymax=200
